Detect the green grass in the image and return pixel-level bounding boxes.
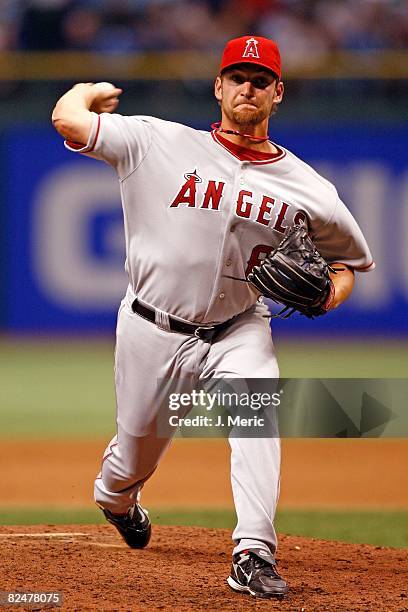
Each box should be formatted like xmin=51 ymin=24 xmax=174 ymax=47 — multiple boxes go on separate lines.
xmin=0 ymin=339 xmax=407 ymax=438
xmin=1 ymin=507 xmax=407 ymax=548
xmin=276 ymin=338 xmax=408 ymax=378
xmin=0 ymin=507 xmax=235 ymax=529
xmin=276 ymin=509 xmax=408 ymax=548
xmin=0 ymin=340 xmax=116 ymax=437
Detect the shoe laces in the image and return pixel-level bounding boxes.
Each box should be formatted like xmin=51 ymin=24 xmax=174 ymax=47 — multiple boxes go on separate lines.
xmin=248 ymin=554 xmax=281 ymax=578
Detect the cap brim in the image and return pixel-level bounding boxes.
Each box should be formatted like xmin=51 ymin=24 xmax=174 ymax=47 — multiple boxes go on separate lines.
xmin=220 ymin=60 xmax=280 ymax=79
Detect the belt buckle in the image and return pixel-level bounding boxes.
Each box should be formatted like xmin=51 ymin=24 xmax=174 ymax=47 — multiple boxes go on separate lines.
xmin=194 ymin=326 xmax=215 ymax=341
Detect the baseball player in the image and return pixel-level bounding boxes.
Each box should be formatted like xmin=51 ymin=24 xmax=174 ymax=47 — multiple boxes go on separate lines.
xmin=52 ymin=36 xmax=374 ymax=599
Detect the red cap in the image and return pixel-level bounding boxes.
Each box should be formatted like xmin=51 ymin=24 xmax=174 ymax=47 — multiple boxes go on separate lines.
xmin=219 ymin=36 xmax=281 ymax=78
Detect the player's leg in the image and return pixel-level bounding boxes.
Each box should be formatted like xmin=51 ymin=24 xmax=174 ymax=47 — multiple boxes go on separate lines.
xmin=200 ymin=300 xmax=281 ymax=556
xmin=94 ymin=294 xmax=204 ymax=520
xmin=94 ymin=427 xmax=171 ymax=514
xmin=201 ymin=301 xmax=286 ymax=596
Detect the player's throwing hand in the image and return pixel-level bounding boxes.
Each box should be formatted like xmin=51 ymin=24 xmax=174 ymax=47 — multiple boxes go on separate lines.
xmin=90 ymin=82 xmax=122 ymax=114
xmin=52 ymin=82 xmax=122 ymax=145
xmin=71 ymin=82 xmax=123 ymax=113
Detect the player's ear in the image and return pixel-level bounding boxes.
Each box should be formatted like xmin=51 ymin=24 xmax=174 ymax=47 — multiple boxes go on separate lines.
xmin=274 ymin=80 xmax=284 ymax=105
xmin=270 ymin=81 xmax=284 ymax=117
xmin=214 ymin=76 xmax=222 ymax=103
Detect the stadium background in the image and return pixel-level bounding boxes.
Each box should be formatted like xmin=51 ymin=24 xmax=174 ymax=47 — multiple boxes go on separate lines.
xmin=0 ymin=0 xmax=407 ymax=547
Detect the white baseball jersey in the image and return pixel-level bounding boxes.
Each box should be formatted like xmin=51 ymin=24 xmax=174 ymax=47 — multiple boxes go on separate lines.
xmin=66 ymin=113 xmax=374 ymax=325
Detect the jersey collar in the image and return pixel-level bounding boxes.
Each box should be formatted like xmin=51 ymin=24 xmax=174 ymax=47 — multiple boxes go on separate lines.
xmin=211 ymin=130 xmax=286 ymax=165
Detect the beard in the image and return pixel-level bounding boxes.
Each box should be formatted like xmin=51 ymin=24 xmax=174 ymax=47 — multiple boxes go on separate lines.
xmin=226 ymin=104 xmax=270 ymax=127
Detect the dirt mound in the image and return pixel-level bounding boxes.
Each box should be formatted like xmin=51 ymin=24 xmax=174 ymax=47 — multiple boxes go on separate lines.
xmin=1 ymin=524 xmax=407 ymax=611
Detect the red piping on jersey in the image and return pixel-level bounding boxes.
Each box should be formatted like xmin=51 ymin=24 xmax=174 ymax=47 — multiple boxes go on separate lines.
xmin=88 ymin=114 xmax=101 ymax=152
xmin=353 ymin=261 xmax=375 ymax=271
xmin=211 ymin=130 xmax=286 ymax=164
xmin=65 ymin=140 xmax=84 ymax=150
xmin=101 ymin=441 xmax=118 ymax=465
xmin=333 ymin=261 xmax=375 ymax=272
xmin=65 ymin=114 xmax=101 ymax=152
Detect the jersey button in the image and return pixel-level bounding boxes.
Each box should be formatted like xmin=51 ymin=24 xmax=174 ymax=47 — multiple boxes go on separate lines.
xmin=219 ymin=292 xmax=225 ymax=300
xmin=230 ymin=226 xmax=236 ymax=233
xmin=225 ymin=259 xmax=232 ymax=267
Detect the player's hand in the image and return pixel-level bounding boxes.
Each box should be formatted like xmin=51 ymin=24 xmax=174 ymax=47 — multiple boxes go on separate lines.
xmin=90 ymin=82 xmax=123 ymax=114
xmin=71 ymin=82 xmax=123 ymax=114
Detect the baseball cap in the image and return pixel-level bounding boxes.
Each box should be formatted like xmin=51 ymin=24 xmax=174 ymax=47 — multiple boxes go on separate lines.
xmin=219 ymin=36 xmax=281 ymax=79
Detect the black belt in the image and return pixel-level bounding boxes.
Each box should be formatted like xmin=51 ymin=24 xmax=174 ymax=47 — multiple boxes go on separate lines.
xmin=131 ymin=298 xmax=232 ymax=342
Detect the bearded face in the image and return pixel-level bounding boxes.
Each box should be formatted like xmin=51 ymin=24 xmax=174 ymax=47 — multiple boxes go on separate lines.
xmin=215 ymin=65 xmax=283 ymax=129
xmin=227 ymin=102 xmax=271 ymax=126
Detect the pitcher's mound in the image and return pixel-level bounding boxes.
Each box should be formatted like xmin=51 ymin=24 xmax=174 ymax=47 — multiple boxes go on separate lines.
xmin=1 ymin=524 xmax=407 ymax=610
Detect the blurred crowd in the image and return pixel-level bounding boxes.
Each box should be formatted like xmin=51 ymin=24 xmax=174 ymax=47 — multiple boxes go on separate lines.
xmin=1 ymin=1 xmax=407 ymax=67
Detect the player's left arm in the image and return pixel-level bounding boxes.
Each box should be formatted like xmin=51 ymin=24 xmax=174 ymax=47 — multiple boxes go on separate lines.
xmin=328 ymin=263 xmax=355 ymax=310
xmin=311 ymin=193 xmax=374 ymax=312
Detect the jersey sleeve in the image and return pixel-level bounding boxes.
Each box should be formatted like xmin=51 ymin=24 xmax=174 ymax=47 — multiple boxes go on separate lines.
xmin=64 ymin=112 xmax=153 ymax=180
xmin=311 ymin=196 xmax=375 ymax=272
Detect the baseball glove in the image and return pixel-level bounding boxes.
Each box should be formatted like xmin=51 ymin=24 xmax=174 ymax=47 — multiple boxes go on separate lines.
xmin=247 ymin=224 xmax=336 ymax=319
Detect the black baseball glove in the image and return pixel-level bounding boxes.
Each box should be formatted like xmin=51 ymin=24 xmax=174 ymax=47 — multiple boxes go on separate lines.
xmin=247 ymin=224 xmax=337 ymax=319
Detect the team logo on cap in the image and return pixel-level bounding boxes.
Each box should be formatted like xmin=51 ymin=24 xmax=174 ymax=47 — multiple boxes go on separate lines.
xmin=243 ymin=37 xmax=260 ymax=59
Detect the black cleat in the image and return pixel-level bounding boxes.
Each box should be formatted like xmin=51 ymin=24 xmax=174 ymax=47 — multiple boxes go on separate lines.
xmin=102 ymin=503 xmax=151 ymax=549
xmin=227 ymin=548 xmax=288 ymax=599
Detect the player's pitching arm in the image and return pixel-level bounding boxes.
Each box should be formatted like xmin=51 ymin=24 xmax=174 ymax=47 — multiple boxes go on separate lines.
xmin=329 ymin=264 xmax=354 ymax=310
xmin=51 ymin=83 xmax=122 ymax=144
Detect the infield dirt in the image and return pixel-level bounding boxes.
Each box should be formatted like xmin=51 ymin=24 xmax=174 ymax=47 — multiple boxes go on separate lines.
xmin=2 ymin=439 xmax=408 ymax=508
xmin=1 ymin=524 xmax=407 ymax=611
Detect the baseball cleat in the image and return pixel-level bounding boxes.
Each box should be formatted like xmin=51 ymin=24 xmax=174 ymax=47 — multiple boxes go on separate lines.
xmin=227 ymin=548 xmax=288 ymax=598
xmin=102 ymin=503 xmax=151 ymax=549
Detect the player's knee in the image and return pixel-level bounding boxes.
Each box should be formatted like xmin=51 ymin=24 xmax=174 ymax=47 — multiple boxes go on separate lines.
xmin=102 ymin=465 xmax=139 ymax=492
